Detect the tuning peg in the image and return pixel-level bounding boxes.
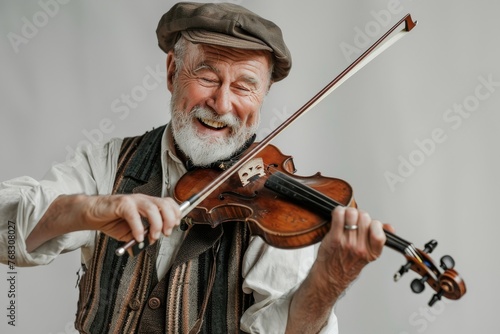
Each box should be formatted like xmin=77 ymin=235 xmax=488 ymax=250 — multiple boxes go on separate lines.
xmin=423 ymin=240 xmax=438 ymax=253
xmin=440 ymin=255 xmax=455 ymax=270
xmin=429 ymin=290 xmax=445 ymax=306
xmin=411 ymin=279 xmax=425 ymax=293
xmin=410 ymin=275 xmax=428 ymax=294
xmin=394 ymin=262 xmax=412 ymax=281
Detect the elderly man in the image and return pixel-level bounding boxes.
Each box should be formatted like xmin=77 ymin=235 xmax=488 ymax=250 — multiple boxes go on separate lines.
xmin=0 ymin=2 xmax=386 ymax=333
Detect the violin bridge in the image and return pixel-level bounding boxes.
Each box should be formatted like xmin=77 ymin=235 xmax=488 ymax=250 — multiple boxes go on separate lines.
xmin=238 ymin=158 xmax=265 ymax=186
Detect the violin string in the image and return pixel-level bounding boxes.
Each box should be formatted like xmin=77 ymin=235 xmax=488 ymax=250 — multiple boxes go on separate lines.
xmin=266 ymin=168 xmax=343 ymax=213
xmin=385 ymin=230 xmax=414 ymax=254
xmin=384 ymin=230 xmax=422 ymax=261
xmin=266 ymin=167 xmax=422 ymax=259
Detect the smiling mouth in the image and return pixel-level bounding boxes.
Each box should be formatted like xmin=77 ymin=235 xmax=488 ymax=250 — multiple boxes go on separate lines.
xmin=198 ymin=118 xmax=227 ymax=130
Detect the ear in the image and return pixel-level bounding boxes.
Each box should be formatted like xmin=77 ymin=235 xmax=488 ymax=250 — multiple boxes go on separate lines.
xmin=166 ymin=51 xmax=176 ymax=93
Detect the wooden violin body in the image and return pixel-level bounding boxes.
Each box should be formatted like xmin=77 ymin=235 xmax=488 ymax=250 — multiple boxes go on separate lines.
xmin=174 ymin=144 xmax=355 ymax=249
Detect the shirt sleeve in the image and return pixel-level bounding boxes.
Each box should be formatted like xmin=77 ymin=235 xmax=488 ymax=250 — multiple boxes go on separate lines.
xmin=0 ymin=139 xmax=121 ymax=267
xmin=240 ymin=237 xmax=338 ymax=333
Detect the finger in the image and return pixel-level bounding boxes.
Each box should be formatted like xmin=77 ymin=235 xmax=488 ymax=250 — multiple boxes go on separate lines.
xmin=104 ymin=221 xmax=136 ymax=243
xmin=120 ymin=206 xmax=145 ymax=243
xmin=355 ymin=211 xmax=371 ymax=244
xmin=139 ymin=202 xmax=164 ymax=244
xmin=331 ymin=206 xmax=347 ymax=241
xmin=369 ymin=220 xmax=386 ymax=259
xmin=343 ymin=207 xmax=361 ymax=244
xmin=344 ymin=207 xmax=360 ymax=226
xmin=383 ymin=223 xmax=395 ymax=234
xmin=157 ymin=198 xmax=181 ymax=236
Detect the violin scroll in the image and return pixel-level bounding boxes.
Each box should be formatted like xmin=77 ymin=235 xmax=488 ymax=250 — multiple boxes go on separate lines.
xmin=389 ymin=235 xmax=467 ymax=306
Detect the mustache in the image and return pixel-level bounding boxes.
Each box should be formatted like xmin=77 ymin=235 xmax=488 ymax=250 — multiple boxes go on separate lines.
xmin=191 ymin=106 xmax=241 ymax=128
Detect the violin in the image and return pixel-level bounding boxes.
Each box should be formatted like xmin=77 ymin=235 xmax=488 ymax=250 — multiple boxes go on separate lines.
xmin=116 ymin=13 xmax=466 ymax=306
xmin=173 ymin=143 xmax=466 ymax=306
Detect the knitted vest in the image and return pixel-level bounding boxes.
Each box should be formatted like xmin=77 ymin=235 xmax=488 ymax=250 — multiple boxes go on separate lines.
xmin=74 ymin=126 xmax=253 ymax=333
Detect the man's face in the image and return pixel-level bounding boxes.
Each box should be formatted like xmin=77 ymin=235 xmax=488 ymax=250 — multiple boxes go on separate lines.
xmin=167 ymin=40 xmax=272 ymax=166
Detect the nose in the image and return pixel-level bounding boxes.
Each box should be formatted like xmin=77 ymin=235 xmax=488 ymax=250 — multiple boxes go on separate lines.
xmin=207 ymin=84 xmax=232 ymax=115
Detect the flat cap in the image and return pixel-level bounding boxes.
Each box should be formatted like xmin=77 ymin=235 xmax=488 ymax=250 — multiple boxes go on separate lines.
xmin=156 ymin=2 xmax=291 ymax=82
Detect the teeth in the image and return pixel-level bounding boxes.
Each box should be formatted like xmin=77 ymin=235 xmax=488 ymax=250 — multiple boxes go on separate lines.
xmin=200 ymin=118 xmax=226 ymax=129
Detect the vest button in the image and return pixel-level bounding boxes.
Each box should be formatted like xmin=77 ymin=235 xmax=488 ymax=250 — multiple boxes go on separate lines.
xmin=148 ymin=297 xmax=161 ymax=310
xmin=128 ymin=299 xmax=141 ymax=311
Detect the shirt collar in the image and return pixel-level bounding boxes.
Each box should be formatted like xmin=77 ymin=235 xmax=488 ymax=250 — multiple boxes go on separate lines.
xmin=160 ymin=123 xmax=187 ymax=196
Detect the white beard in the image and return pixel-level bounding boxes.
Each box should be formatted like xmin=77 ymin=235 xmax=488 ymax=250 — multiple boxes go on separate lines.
xmin=170 ymin=102 xmax=259 ymax=167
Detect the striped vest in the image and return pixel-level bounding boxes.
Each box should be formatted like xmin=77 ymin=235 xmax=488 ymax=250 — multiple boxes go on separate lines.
xmin=74 ymin=126 xmax=253 ymax=333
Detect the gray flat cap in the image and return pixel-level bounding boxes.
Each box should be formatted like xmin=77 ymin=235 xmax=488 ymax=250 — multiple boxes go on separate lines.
xmin=156 ymin=2 xmax=292 ymax=82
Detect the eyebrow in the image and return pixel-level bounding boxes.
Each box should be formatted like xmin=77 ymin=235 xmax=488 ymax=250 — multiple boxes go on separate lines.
xmin=193 ymin=62 xmax=217 ymax=74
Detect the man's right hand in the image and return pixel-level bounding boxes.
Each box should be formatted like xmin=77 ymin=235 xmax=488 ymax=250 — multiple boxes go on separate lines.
xmin=26 ymin=194 xmax=181 ymax=253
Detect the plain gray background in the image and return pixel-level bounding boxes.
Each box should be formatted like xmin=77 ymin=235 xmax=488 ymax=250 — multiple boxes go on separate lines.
xmin=1 ymin=0 xmax=498 ymax=333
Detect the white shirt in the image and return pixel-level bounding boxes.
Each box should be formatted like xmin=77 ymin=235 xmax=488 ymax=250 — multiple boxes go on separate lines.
xmin=0 ymin=125 xmax=338 ymax=333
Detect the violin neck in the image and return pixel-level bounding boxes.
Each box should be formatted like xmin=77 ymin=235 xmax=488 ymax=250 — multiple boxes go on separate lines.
xmin=383 ymin=229 xmax=414 ymax=254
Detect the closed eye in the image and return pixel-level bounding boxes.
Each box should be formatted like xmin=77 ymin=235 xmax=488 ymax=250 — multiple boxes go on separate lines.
xmin=234 ymin=85 xmax=251 ymax=92
xmin=198 ymin=77 xmax=219 ymax=87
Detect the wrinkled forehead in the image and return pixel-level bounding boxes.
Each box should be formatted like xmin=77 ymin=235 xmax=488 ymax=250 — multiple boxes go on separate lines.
xmin=180 ymin=41 xmax=274 ymax=82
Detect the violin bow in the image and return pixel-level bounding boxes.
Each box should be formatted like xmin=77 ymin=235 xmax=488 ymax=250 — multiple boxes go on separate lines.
xmin=116 ymin=14 xmax=418 ymax=256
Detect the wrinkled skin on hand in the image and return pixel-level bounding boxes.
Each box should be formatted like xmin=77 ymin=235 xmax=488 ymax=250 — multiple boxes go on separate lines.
xmin=26 ymin=194 xmax=181 ymax=253
xmin=315 ymin=206 xmax=389 ymax=297
xmin=83 ymin=194 xmax=181 ymax=245
xmin=285 ymin=206 xmax=392 ymax=333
